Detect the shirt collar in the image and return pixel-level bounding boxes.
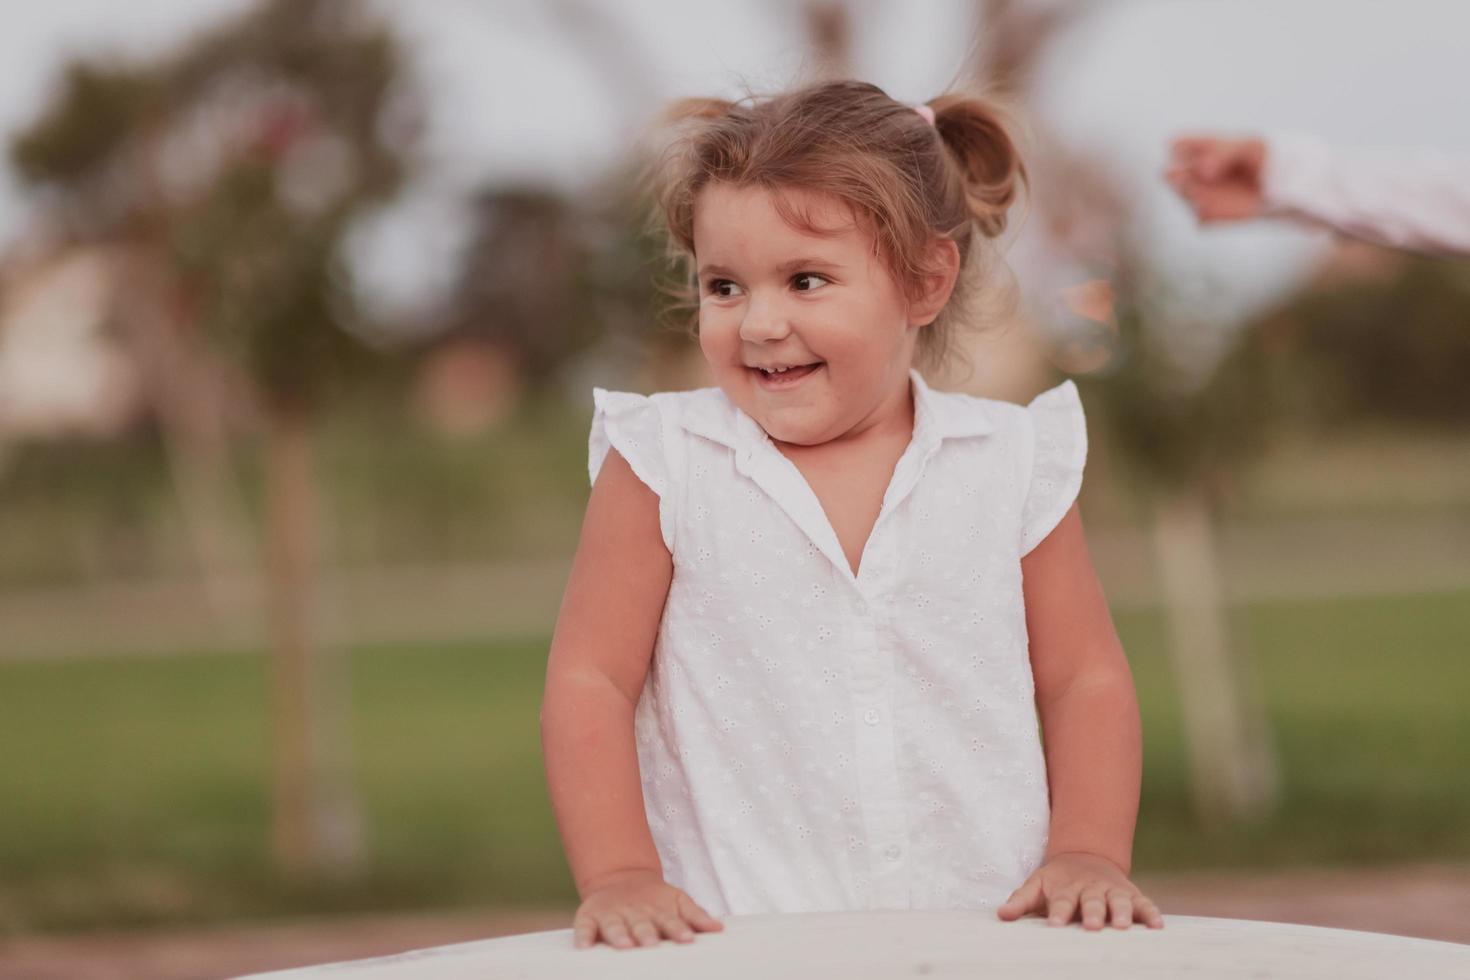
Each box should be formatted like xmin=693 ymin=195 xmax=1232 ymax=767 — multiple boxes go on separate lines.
xmin=677 ymin=367 xmax=995 ymax=451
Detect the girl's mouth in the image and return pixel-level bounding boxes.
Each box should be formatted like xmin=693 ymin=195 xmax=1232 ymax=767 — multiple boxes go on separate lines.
xmin=750 ymin=362 xmax=823 ymax=389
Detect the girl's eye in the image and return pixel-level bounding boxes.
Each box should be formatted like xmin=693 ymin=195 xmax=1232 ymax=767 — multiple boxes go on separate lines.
xmin=792 ymin=272 xmax=830 ymax=292
xmin=706 ymin=279 xmax=743 ymax=298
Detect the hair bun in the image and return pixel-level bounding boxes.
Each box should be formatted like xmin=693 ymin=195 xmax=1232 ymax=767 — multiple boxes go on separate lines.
xmin=930 ymin=95 xmax=1026 ymax=237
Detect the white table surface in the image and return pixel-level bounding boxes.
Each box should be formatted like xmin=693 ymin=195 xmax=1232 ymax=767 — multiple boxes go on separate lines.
xmin=237 ymin=910 xmax=1470 ymax=979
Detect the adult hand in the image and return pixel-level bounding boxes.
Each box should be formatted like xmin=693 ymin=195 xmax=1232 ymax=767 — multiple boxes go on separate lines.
xmin=1165 ymin=136 xmax=1269 ymax=223
xmin=997 ymin=851 xmax=1165 ymax=930
xmin=572 ymin=869 xmax=724 ymax=949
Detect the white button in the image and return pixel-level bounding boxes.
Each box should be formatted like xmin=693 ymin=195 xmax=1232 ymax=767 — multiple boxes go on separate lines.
xmin=883 ymin=844 xmax=902 ymax=861
xmin=863 ymin=708 xmax=881 ymax=725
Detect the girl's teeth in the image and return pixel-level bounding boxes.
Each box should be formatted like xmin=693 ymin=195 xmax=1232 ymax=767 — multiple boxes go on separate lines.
xmin=754 ymin=362 xmax=821 ymax=381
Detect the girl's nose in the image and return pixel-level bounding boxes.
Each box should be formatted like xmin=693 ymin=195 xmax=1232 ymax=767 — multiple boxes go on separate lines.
xmin=738 ymin=297 xmax=793 ymax=343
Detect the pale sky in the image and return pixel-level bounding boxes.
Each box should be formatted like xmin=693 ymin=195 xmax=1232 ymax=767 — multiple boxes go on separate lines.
xmin=1 ymin=0 xmax=1466 ymax=326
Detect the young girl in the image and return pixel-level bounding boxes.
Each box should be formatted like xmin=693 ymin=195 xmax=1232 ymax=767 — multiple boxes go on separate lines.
xmin=541 ymin=79 xmax=1164 ymax=950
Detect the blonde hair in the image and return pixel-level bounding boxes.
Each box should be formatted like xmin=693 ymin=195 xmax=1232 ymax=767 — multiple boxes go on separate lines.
xmin=646 ymin=78 xmax=1028 ymax=373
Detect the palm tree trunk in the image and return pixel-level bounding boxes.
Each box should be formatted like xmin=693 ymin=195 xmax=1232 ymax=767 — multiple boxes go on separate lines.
xmin=265 ymin=403 xmax=361 ymax=877
xmin=1151 ymin=485 xmax=1279 ymax=824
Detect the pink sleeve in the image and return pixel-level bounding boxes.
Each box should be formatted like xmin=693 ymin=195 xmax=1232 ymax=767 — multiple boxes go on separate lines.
xmin=1263 ymin=133 xmax=1470 ymax=256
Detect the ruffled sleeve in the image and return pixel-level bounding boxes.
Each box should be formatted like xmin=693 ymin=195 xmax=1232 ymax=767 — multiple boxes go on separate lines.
xmin=589 ymin=388 xmax=681 ymax=553
xmin=1019 ymin=380 xmax=1087 ymax=555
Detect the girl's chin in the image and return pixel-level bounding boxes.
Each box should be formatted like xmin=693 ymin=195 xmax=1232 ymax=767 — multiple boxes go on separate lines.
xmin=753 ymin=413 xmax=826 ymax=447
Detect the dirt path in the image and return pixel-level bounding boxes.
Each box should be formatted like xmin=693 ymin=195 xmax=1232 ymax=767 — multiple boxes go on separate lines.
xmin=3 ymin=864 xmax=1466 ymax=980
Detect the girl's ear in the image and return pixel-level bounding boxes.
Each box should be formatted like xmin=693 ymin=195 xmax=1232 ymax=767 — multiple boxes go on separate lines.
xmin=909 ymin=237 xmax=961 ymax=328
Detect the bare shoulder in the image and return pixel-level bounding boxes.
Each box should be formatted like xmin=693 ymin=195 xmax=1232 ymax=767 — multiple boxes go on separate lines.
xmin=585 ymin=447 xmax=670 ymax=560
xmin=1021 ymin=501 xmax=1088 ymax=573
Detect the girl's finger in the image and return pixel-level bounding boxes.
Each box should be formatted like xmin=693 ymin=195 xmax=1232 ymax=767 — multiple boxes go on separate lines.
xmin=657 ymin=912 xmax=696 ymax=943
xmin=573 ymin=913 xmax=598 ymax=949
xmin=998 ymin=875 xmax=1043 ymax=920
xmin=1047 ymin=893 xmax=1078 ymax=926
xmin=628 ymin=913 xmax=662 ymax=947
xmin=599 ymin=913 xmax=634 ymax=949
xmin=1135 ymin=895 xmax=1165 ymax=929
xmin=1078 ymin=886 xmax=1109 ymax=931
xmin=678 ymin=894 xmax=725 ymax=932
xmin=1106 ymin=889 xmax=1134 ymax=929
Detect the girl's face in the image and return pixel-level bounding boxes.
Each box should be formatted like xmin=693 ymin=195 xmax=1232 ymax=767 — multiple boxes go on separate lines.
xmin=693 ymin=182 xmax=948 ymax=448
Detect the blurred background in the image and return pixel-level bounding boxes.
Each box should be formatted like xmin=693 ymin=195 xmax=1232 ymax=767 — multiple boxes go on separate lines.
xmin=1 ymin=0 xmax=1466 ymax=975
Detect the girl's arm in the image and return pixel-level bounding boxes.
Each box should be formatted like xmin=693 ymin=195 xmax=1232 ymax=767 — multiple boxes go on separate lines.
xmin=541 ymin=448 xmax=721 ymax=948
xmin=998 ymin=502 xmax=1164 ymax=930
xmin=1024 ymin=502 xmax=1139 ymax=869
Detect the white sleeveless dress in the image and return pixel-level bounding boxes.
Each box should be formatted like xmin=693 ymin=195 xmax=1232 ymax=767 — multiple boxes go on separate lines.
xmin=587 ymin=367 xmax=1086 ymax=916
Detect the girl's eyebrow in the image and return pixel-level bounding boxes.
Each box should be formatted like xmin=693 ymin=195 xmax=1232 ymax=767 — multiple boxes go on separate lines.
xmin=697 ymin=257 xmax=841 ymax=278
xmin=776 ymin=256 xmax=842 ymax=273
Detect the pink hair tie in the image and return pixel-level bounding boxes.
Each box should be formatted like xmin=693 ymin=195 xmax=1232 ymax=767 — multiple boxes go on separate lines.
xmin=913 ymin=103 xmax=936 ymax=127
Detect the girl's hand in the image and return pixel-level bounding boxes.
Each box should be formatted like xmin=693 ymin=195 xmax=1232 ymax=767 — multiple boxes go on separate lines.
xmin=997 ymin=852 xmax=1164 ymax=930
xmin=572 ymin=869 xmax=724 ymax=949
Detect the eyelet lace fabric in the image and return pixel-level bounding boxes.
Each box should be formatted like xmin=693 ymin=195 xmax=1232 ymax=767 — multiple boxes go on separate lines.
xmin=586 ymin=369 xmax=1086 ymax=916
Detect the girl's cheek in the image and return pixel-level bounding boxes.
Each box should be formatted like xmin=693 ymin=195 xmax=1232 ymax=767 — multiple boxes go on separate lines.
xmin=699 ymin=307 xmax=737 ymax=342
xmin=697 ymin=319 xmax=730 ymax=362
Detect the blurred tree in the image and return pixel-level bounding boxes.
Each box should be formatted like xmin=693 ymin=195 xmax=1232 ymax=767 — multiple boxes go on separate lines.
xmin=1092 ymin=252 xmax=1470 ymax=823
xmin=11 ymin=59 xmax=255 ymax=613
xmin=594 ymin=181 xmax=686 ymax=387
xmin=11 ymin=0 xmax=418 ymax=878
xmin=537 ymin=0 xmax=661 ymax=126
xmin=804 ymin=1 xmax=855 ymax=79
xmin=435 ymin=179 xmax=673 ymax=400
xmin=1074 ymin=266 xmax=1284 ymax=825
xmin=975 ymin=0 xmax=1087 ymax=96
xmin=437 ymin=1 xmax=681 ymax=395
xmin=442 ymin=189 xmax=600 ymax=387
xmin=967 ymin=0 xmax=1281 ymax=824
xmin=1270 ymin=257 xmax=1470 ymax=428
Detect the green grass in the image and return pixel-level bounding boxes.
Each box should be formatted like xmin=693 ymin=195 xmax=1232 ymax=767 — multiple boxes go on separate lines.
xmin=0 ymin=637 xmax=575 ymax=934
xmin=1129 ymin=591 xmax=1470 ymax=870
xmin=2 ymin=591 xmax=1468 ymax=934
